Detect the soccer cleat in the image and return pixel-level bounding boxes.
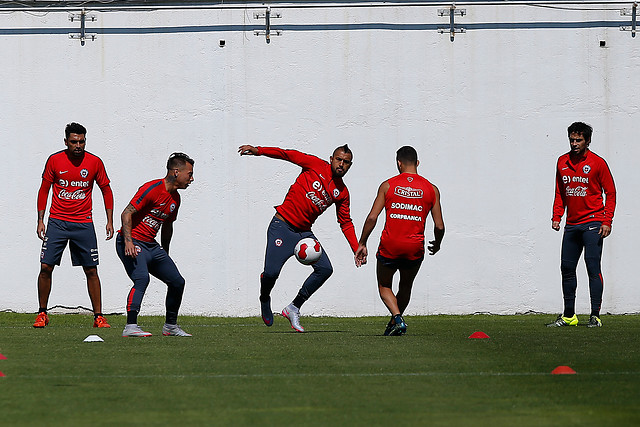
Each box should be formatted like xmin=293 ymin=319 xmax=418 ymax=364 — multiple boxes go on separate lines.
xmin=33 ymin=312 xmax=49 ymax=328
xmin=389 ymin=323 xmax=407 ymax=336
xmin=587 ymin=315 xmax=602 ymax=328
xmin=122 ymin=324 xmax=152 ymax=337
xmin=546 ymin=314 xmax=579 ymax=327
xmin=93 ymin=315 xmax=111 ymax=328
xmin=383 ymin=319 xmax=395 ymax=336
xmin=389 ymin=315 xmax=408 ymax=336
xmin=261 ymin=299 xmax=274 ymax=327
xmin=162 ymin=323 xmax=192 ymax=337
xmin=282 ymin=304 xmax=304 ymax=333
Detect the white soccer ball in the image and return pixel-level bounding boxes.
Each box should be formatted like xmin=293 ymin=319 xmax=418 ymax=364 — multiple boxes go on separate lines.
xmin=294 ymin=238 xmax=322 ymax=265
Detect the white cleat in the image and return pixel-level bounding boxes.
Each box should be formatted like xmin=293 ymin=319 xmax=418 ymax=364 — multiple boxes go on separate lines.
xmin=122 ymin=324 xmax=152 ymax=337
xmin=162 ymin=323 xmax=192 ymax=337
xmin=282 ymin=304 xmax=305 ymax=333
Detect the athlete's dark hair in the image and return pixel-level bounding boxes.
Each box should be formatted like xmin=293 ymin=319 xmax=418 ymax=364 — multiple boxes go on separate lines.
xmin=396 ymin=146 xmax=418 ymax=165
xmin=65 ymin=122 xmax=87 ymax=139
xmin=567 ymin=122 xmax=593 ymax=142
xmin=167 ymin=152 xmax=195 ymax=170
xmin=334 ymin=144 xmax=353 ymax=159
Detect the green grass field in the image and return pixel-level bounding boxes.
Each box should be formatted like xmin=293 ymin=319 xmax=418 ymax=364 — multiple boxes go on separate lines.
xmin=1 ymin=312 xmax=639 ymax=426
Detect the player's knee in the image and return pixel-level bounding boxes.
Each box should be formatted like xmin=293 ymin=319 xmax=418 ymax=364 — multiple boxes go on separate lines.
xmin=83 ymin=266 xmax=99 ymax=278
xmin=132 ymin=277 xmax=151 ymax=291
xmin=560 ymin=260 xmax=578 ymax=274
xmin=316 ymin=263 xmax=333 ymax=279
xmin=261 ymin=270 xmax=280 ymax=283
xmin=39 ymin=263 xmax=54 ymax=275
xmin=168 ymin=275 xmax=185 ymax=289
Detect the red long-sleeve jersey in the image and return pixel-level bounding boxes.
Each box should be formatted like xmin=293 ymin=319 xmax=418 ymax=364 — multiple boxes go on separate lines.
xmin=38 ymin=150 xmax=113 ymax=223
xmin=552 ymin=150 xmax=616 ymax=226
xmin=257 ymin=146 xmax=359 ymax=253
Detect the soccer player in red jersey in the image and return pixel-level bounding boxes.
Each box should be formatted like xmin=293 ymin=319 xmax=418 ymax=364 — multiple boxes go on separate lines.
xmin=548 ymin=122 xmax=616 ymax=328
xmin=34 ymin=122 xmax=114 ymax=328
xmin=239 ymin=144 xmax=358 ymax=332
xmin=355 ymin=146 xmax=445 ymax=336
xmin=116 ymin=153 xmax=194 ymax=337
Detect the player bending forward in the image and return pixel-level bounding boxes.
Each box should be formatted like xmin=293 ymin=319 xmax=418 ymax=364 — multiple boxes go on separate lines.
xmin=355 ymin=146 xmax=444 ymax=336
xmin=116 ymin=153 xmax=194 ymax=337
xmin=239 ymin=144 xmax=359 ymax=333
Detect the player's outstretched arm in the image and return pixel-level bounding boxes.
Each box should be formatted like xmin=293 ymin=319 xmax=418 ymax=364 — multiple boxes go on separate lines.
xmin=238 ymin=145 xmax=259 ymax=156
xmin=428 ymin=185 xmax=445 ymax=256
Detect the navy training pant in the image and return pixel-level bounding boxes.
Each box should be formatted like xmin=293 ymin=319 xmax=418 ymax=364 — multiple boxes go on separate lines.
xmin=260 ymin=215 xmax=333 ymax=308
xmin=115 ymin=233 xmax=185 ymax=324
xmin=560 ymin=221 xmax=604 ymax=317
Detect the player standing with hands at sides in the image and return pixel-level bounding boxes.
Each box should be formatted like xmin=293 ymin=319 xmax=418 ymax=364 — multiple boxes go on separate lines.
xmin=34 ymin=122 xmax=114 ymax=328
xmin=355 ymin=146 xmax=444 ymax=336
xmin=239 ymin=144 xmax=359 ymax=333
xmin=548 ymin=122 xmax=616 ymax=328
xmin=116 ymin=153 xmax=194 ymax=337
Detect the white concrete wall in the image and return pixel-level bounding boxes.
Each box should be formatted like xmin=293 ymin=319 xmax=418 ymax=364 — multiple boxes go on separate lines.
xmin=1 ymin=2 xmax=638 ymax=316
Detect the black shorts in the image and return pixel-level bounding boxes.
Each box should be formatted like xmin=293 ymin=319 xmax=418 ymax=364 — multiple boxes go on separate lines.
xmin=376 ymin=253 xmax=423 ymax=271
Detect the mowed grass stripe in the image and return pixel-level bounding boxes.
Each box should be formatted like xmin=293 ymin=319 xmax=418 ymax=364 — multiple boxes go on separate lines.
xmin=7 ymin=370 xmax=640 ymax=379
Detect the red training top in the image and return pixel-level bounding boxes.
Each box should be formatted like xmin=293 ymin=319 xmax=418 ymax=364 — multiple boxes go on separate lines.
xmin=38 ymin=150 xmax=113 ymax=223
xmin=257 ymin=146 xmax=359 ymax=253
xmin=378 ymin=173 xmax=435 ymax=260
xmin=552 ymin=150 xmax=616 ymax=226
xmin=128 ymin=179 xmax=180 ymax=242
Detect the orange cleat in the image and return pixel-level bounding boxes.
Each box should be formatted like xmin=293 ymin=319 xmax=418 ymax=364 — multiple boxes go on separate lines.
xmin=93 ymin=315 xmax=111 ymax=328
xmin=33 ymin=312 xmax=49 ymax=328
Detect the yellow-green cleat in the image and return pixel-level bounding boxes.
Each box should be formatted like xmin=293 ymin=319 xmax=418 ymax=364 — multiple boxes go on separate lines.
xmin=546 ymin=314 xmax=579 ymax=327
xmin=587 ymin=315 xmax=602 ymax=328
